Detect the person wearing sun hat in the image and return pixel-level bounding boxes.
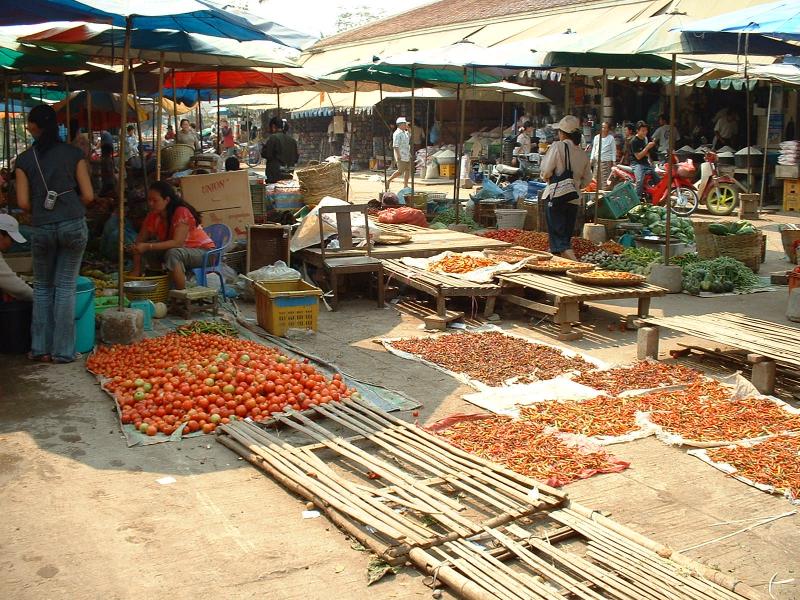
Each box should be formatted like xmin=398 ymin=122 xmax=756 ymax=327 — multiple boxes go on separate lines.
xmin=0 ymin=214 xmax=33 ymax=302
xmin=387 ymin=117 xmax=412 ymax=189
xmin=540 ymin=115 xmax=592 ymax=259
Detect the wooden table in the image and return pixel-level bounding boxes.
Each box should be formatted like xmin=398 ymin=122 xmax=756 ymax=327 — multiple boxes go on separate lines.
xmin=297 ymin=224 xmax=510 ymax=268
xmin=382 ymin=259 xmax=501 ymax=329
xmin=498 ymin=272 xmax=666 ymax=340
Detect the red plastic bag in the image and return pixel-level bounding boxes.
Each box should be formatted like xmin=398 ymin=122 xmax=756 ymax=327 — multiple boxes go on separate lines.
xmin=377 ymin=206 xmax=428 ymax=227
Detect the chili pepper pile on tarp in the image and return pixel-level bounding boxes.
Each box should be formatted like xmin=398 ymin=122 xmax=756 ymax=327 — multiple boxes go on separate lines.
xmin=432 ymin=415 xmax=629 ymax=486
xmin=389 ymin=332 xmax=594 ymax=386
xmin=573 ymin=361 xmax=705 ymax=395
xmin=706 ymin=435 xmax=800 ymax=502
xmin=647 ymin=396 xmax=800 ymax=443
xmin=427 ymin=255 xmax=497 ymax=274
xmin=519 ymin=396 xmax=643 ymax=438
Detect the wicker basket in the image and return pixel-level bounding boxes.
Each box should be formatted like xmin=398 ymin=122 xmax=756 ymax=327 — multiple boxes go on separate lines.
xmin=161 ymin=144 xmax=195 ymax=171
xmin=714 ymin=232 xmax=762 ymax=272
xmin=693 ymin=222 xmax=719 ymax=260
xmin=780 ymin=228 xmax=800 ymax=264
xmin=295 ymin=161 xmax=346 ymax=206
xmin=123 ymin=273 xmax=170 ymax=303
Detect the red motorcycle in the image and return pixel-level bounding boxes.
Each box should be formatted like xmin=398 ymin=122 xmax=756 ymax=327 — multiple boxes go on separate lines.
xmin=608 ymin=154 xmax=699 ymax=216
xmin=698 ymin=151 xmax=742 ymax=216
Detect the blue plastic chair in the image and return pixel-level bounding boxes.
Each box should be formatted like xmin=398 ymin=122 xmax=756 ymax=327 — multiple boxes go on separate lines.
xmin=193 ymin=223 xmax=234 ymax=298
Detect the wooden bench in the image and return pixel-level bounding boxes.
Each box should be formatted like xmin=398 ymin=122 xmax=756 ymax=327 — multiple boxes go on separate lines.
xmin=498 ymin=272 xmax=666 ymax=340
xmin=382 ymin=259 xmax=501 ymax=329
xmin=639 ymin=312 xmax=800 ymax=395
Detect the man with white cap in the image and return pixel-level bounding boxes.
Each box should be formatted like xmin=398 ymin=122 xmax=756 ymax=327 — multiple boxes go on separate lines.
xmin=0 ymin=214 xmax=33 ymax=301
xmin=540 ymin=116 xmax=592 ymax=259
xmin=387 ymin=117 xmax=412 ymax=189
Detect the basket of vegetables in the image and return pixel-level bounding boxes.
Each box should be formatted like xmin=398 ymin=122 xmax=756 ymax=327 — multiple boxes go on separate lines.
xmin=627 ymin=205 xmax=694 ymax=244
xmin=707 ymin=221 xmax=761 ymax=272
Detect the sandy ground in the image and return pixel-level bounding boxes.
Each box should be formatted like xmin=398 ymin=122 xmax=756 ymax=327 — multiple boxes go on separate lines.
xmin=2 ymin=175 xmax=799 ymax=600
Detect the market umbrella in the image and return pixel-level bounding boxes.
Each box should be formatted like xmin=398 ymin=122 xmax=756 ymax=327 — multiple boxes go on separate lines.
xmin=2 ymin=3 xmax=312 ymax=313
xmin=0 ymin=2 xmax=313 ymax=45
xmin=679 ymin=1 xmax=800 ymax=41
xmin=15 ymin=22 xmax=301 ymax=68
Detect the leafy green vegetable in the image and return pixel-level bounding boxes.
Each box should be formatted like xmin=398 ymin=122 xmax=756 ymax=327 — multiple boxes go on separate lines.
xmin=431 ymin=208 xmax=479 ymax=230
xmin=681 ymin=257 xmax=760 ymax=295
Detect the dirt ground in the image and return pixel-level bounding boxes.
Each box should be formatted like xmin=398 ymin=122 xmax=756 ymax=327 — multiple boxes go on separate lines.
xmin=2 ymin=176 xmax=799 ymax=600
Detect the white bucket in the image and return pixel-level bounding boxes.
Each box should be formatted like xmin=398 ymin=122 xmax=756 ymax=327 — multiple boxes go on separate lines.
xmin=495 ymin=209 xmax=527 ymax=230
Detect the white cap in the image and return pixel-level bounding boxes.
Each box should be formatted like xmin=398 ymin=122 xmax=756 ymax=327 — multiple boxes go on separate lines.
xmin=0 ymin=214 xmax=25 ymax=244
xmin=552 ymin=115 xmax=580 ymax=133
xmin=396 ymin=116 xmax=408 ymax=125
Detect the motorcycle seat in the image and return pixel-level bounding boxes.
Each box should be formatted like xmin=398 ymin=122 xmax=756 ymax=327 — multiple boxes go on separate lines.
xmin=494 ymin=164 xmax=521 ymax=175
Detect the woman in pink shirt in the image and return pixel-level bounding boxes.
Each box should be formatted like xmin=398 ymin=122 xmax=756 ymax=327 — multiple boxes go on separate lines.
xmin=130 ymin=181 xmax=214 ymax=290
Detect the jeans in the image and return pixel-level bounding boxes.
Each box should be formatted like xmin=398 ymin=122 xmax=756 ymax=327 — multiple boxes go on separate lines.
xmin=545 ymin=200 xmax=579 ymax=254
xmin=633 ymin=163 xmax=654 ymax=198
xmin=31 ymin=217 xmax=88 ymax=361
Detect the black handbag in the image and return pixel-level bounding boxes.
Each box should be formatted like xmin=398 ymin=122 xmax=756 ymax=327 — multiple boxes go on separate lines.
xmin=544 ymin=142 xmax=579 ymax=207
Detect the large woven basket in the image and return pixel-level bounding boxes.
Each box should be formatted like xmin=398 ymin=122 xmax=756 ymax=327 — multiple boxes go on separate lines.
xmin=780 ymin=227 xmax=800 ymax=264
xmin=123 ymin=273 xmax=170 ymax=303
xmin=692 ymin=222 xmax=718 ymax=260
xmin=714 ymin=231 xmax=762 ymax=272
xmin=295 ymin=161 xmax=346 ymax=206
xmin=161 ymin=144 xmax=195 ymax=171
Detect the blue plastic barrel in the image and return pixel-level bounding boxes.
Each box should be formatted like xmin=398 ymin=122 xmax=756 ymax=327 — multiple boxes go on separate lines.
xmin=75 ymin=276 xmax=95 ymax=354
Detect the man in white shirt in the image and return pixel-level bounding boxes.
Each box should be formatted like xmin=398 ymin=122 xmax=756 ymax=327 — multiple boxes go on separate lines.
xmin=714 ymin=109 xmax=739 ymax=149
xmin=0 ymin=214 xmax=33 ymax=302
xmin=651 ymin=114 xmax=679 ymax=160
xmin=124 ymin=125 xmax=140 ymax=168
xmin=590 ymin=122 xmax=617 ymax=190
xmin=387 ymin=117 xmax=412 ymax=189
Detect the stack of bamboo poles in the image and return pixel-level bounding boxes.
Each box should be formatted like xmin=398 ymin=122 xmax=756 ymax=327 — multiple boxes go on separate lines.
xmin=218 ymin=398 xmax=565 ymax=562
xmin=218 ymin=399 xmax=765 ymax=600
xmin=643 ymin=312 xmax=800 ymax=368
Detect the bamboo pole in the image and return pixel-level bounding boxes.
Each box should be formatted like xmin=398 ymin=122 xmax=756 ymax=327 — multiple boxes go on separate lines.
xmin=155 ymin=53 xmax=165 ymax=180
xmin=453 ymin=82 xmax=461 ymax=221
xmin=663 ymin=55 xmax=677 ymax=264
xmin=86 ymin=88 xmax=92 ymax=145
xmin=593 ymin=68 xmax=607 ymax=224
xmin=744 ymin=33 xmax=753 ymax=193
xmin=64 ymin=76 xmax=70 ymax=142
xmin=216 ymin=69 xmax=221 ymax=156
xmin=379 ymin=82 xmax=387 ymax=190
xmin=455 ymin=67 xmax=467 ymax=224
xmin=129 ymin=63 xmax=148 ymax=190
xmin=410 ymin=67 xmax=416 ymax=195
xmin=171 ymin=69 xmax=178 ymax=133
xmin=563 ymin=68 xmax=571 ymax=115
xmin=759 ymin=82 xmax=772 ymax=213
xmin=346 ymin=81 xmax=357 ymax=201
xmin=3 ymin=77 xmax=8 ymax=169
xmin=117 ymin=17 xmax=133 ymax=310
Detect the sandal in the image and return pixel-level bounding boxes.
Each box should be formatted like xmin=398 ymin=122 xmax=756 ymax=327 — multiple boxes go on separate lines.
xmin=53 ymin=352 xmax=82 ymax=365
xmin=27 ymin=353 xmax=52 ymax=362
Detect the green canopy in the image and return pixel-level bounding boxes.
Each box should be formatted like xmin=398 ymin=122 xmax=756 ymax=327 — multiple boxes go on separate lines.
xmin=0 ymin=46 xmax=89 ymax=72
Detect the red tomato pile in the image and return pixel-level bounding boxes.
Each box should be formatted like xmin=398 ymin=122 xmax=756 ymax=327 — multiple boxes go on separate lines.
xmin=87 ymin=333 xmax=354 ymax=437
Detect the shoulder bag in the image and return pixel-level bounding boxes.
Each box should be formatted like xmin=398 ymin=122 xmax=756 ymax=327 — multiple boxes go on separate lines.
xmin=544 ymin=142 xmax=579 ymax=206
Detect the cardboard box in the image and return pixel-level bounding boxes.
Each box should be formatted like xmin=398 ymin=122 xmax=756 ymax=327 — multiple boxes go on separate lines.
xmin=775 ymin=164 xmax=800 ymax=179
xmin=179 ymin=170 xmax=254 ymax=241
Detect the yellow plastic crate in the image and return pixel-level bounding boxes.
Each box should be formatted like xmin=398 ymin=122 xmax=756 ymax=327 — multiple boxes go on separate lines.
xmin=784 ymin=179 xmax=800 ymax=197
xmin=255 ymin=279 xmax=322 ymax=336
